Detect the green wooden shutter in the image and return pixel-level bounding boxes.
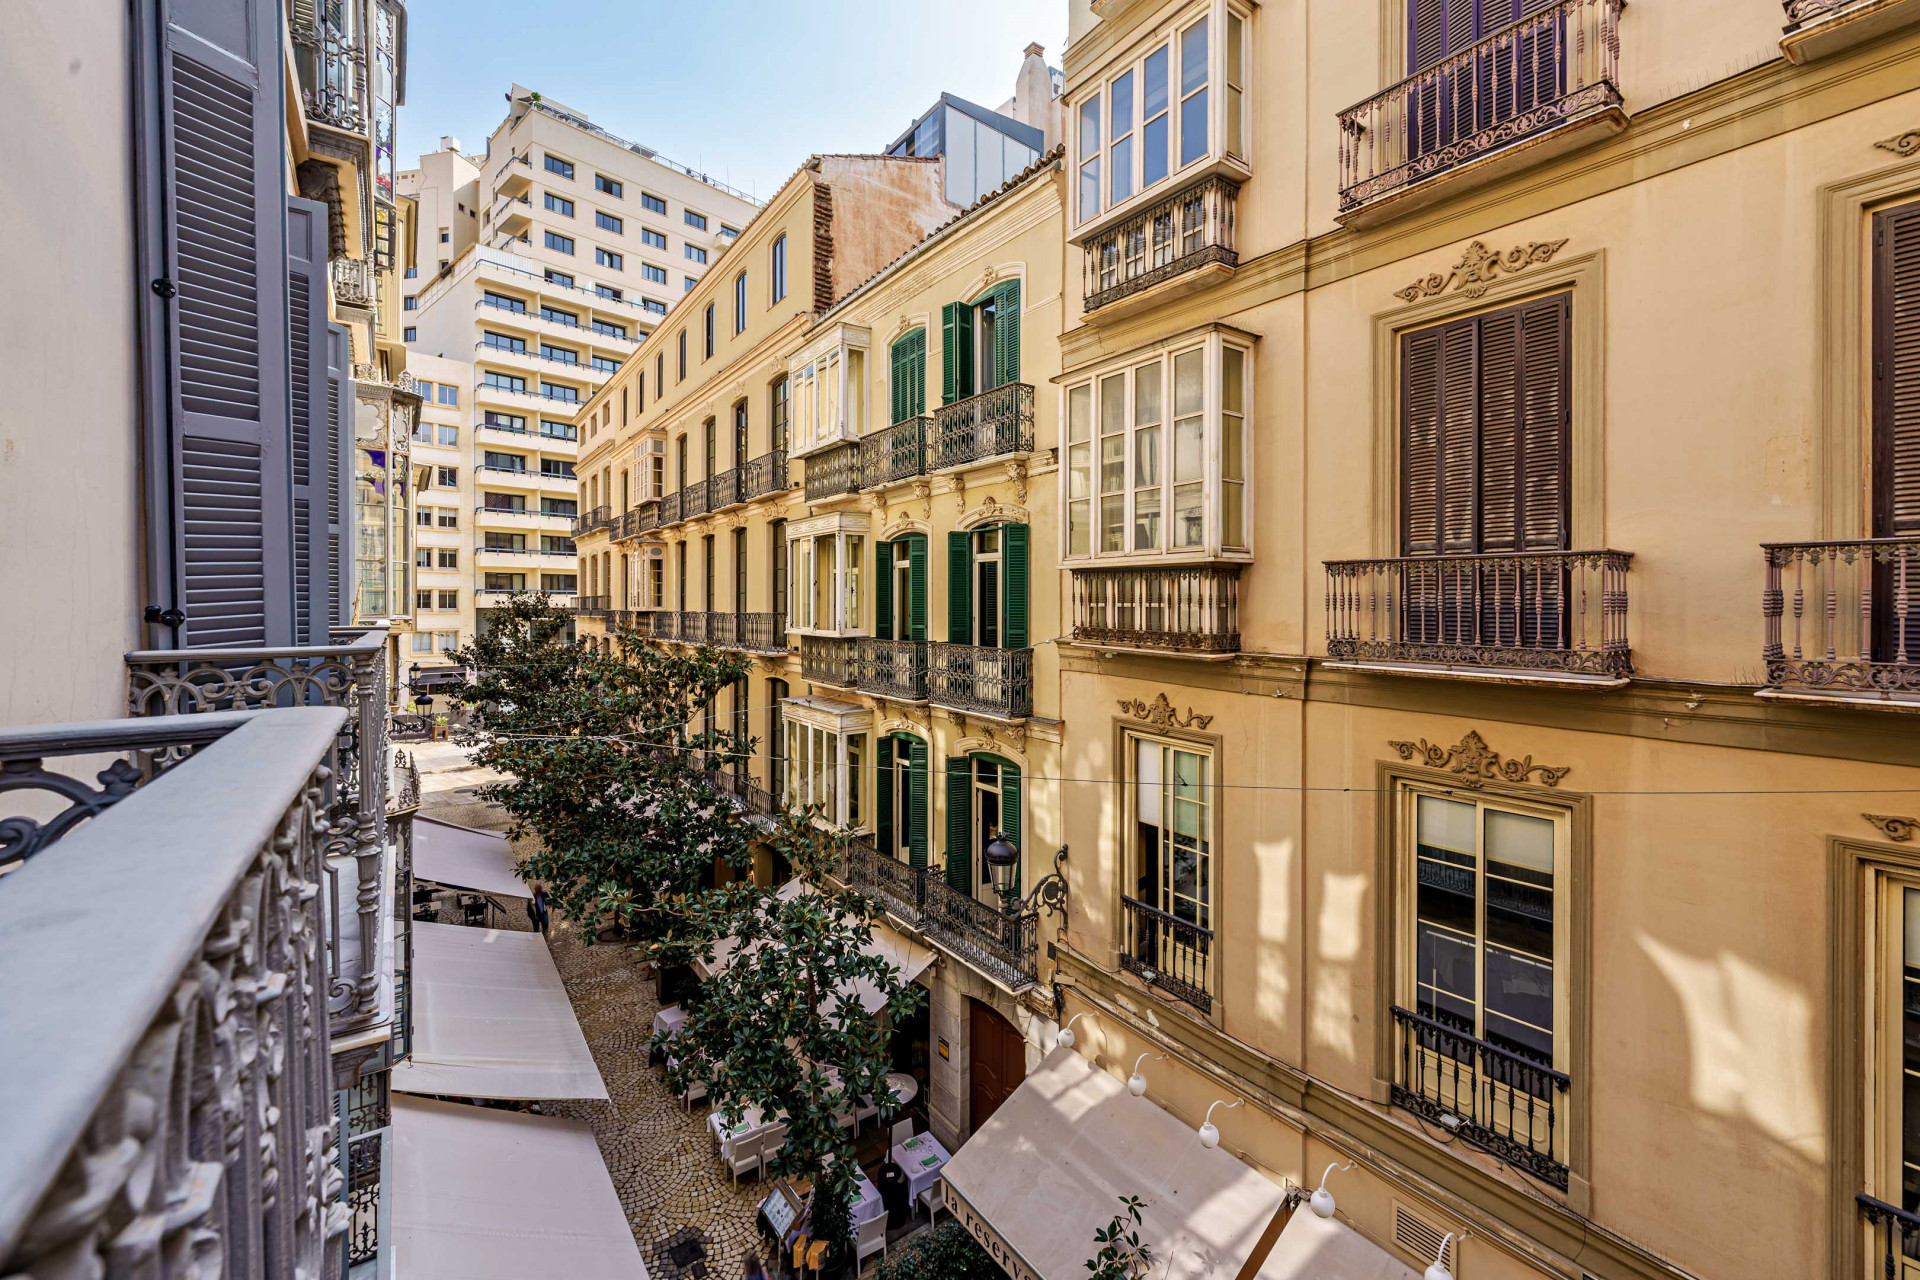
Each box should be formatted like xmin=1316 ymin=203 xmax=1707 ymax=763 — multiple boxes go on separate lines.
xmin=942 ymin=303 xmax=974 ymax=404
xmin=945 ymin=756 xmax=971 ymax=890
xmin=1000 ymin=761 xmax=1022 ymax=894
xmin=891 ymin=338 xmax=908 ymax=425
xmin=1001 ymin=523 xmax=1029 ymax=648
xmin=907 ymin=738 xmax=930 ymax=869
xmin=891 ymin=330 xmax=927 ymax=424
xmin=947 ymin=531 xmax=973 ymax=642
xmin=874 ymin=539 xmax=894 ymax=641
xmin=907 ymin=534 xmax=928 ymax=643
xmin=993 ymin=281 xmax=1022 ymax=388
xmin=876 ymin=737 xmax=895 ymax=856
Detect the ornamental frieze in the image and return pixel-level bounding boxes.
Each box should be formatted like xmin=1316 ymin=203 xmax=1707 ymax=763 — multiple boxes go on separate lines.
xmin=1393 ymin=239 xmax=1570 ymax=304
xmin=1864 ymin=814 xmax=1920 ymax=843
xmin=1118 ymin=693 xmax=1213 ymax=732
xmin=1388 ymin=729 xmax=1569 ymax=789
xmin=1874 ymin=130 xmax=1920 ymax=157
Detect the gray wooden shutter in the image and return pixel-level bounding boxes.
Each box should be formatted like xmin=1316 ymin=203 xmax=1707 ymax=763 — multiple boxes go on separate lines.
xmin=288 ymin=195 xmax=330 ymax=644
xmin=327 ymin=324 xmax=354 ymax=627
xmin=1875 ymin=202 xmax=1920 ymax=537
xmin=137 ymin=0 xmax=294 ymax=648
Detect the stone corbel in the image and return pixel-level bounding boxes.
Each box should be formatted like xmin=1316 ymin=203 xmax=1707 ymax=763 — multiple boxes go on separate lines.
xmin=948 ymin=473 xmax=967 ymax=516
xmin=912 ymin=479 xmax=933 ymax=519
xmin=1005 ymin=459 xmax=1028 ymax=504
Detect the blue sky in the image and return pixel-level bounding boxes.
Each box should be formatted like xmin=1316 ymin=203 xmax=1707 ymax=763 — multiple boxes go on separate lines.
xmin=398 ymin=0 xmax=1069 ymax=203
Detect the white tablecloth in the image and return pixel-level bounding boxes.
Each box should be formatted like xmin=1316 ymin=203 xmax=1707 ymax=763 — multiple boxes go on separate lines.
xmin=883 ymin=1072 xmax=918 ymax=1108
xmin=652 ymin=1004 xmax=687 ymax=1041
xmin=851 ymin=1170 xmax=884 ymax=1227
xmin=890 ymin=1132 xmax=951 ymax=1202
xmin=709 ymin=1106 xmax=782 ymax=1162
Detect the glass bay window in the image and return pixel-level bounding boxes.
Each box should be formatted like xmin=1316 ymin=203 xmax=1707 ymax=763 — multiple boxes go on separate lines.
xmin=787 ymin=324 xmax=871 ymax=457
xmin=786 ymin=512 xmax=868 ymax=635
xmin=782 ymin=697 xmax=870 ymax=831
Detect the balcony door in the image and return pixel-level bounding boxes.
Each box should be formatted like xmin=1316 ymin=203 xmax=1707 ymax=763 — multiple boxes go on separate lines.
xmin=875 ymin=734 xmax=928 ymax=868
xmin=1400 ymin=293 xmax=1570 ymax=650
xmin=1408 ymin=0 xmax=1566 ymax=162
xmin=1872 ymin=200 xmax=1920 ymax=664
xmin=968 ymin=998 xmax=1026 ymax=1133
xmin=1130 ymin=737 xmax=1213 ymax=1002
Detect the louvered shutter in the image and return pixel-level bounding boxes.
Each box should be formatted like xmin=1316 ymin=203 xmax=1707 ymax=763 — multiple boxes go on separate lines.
xmin=876 ymin=737 xmax=895 ymax=857
xmin=907 ymin=738 xmax=930 ymax=869
xmin=993 ymin=281 xmax=1022 ymax=389
xmin=1002 ymin=523 xmax=1030 ymax=648
xmin=327 ymin=325 xmax=354 ymax=627
xmin=906 ymin=534 xmax=928 ymax=643
xmin=945 ymin=757 xmax=972 ymax=891
xmin=1477 ymin=309 xmax=1521 ymax=554
xmin=138 ymin=0 xmax=294 ymax=648
xmin=999 ymin=761 xmax=1022 ymax=895
xmin=948 ymin=531 xmax=973 ymax=642
xmin=941 ymin=303 xmax=974 ymax=404
xmin=1875 ymin=202 xmax=1920 ymax=537
xmin=1517 ymin=295 xmax=1570 ymax=551
xmin=1400 ymin=328 xmax=1443 ymax=556
xmin=874 ymin=540 xmax=894 ymax=641
xmin=1438 ymin=320 xmax=1478 ymax=553
xmin=288 ymin=196 xmax=331 ymax=644
xmin=905 ymin=330 xmax=926 ymax=418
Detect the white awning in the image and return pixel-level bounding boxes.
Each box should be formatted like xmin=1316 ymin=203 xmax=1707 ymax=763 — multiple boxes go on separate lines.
xmin=844 ymin=920 xmax=937 ymax=1013
xmin=1254 ymin=1208 xmax=1423 ymax=1280
xmin=691 ymin=878 xmax=807 ymax=980
xmin=413 ymin=817 xmax=529 ymax=900
xmin=941 ymin=1046 xmax=1286 ymax=1280
xmin=392 ymin=922 xmax=608 ymax=1101
xmin=392 ymin=1095 xmax=649 ymax=1280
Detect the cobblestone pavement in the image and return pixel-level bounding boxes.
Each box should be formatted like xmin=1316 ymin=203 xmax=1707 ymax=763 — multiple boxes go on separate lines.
xmin=416 ymin=783 xmax=768 ymax=1278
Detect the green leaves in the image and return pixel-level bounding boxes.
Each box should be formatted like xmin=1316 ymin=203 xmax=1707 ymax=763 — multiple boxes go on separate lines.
xmin=1086 ymin=1196 xmax=1154 ymax=1280
xmin=875 ymin=1220 xmax=1003 ymax=1280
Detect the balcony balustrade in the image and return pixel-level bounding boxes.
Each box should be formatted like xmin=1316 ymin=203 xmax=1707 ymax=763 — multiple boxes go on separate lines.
xmin=126 ymin=627 xmax=393 ymax=1034
xmin=1337 ymin=0 xmax=1624 ymax=218
xmin=859 ymin=417 xmax=930 ymax=488
xmin=931 ymin=384 xmax=1035 ymax=472
xmin=331 ymin=255 xmax=376 ymax=310
xmin=805 ymin=441 xmax=862 ymax=502
xmin=672 ymin=611 xmax=705 ymax=645
xmin=292 ymin=14 xmax=365 ymax=133
xmin=577 ymin=505 xmax=614 ymax=535
xmin=0 ymin=707 xmax=351 ymax=1280
xmin=660 ymin=488 xmax=684 ymax=525
xmin=1324 ymin=550 xmax=1633 ymax=682
xmin=838 ymin=840 xmax=1038 ymax=991
xmin=1858 ymin=1195 xmax=1920 ymax=1279
xmin=1782 ymin=0 xmax=1920 ymax=60
xmin=801 ymin=634 xmax=858 ymax=687
xmin=648 ymin=610 xmax=677 ymax=640
xmin=1120 ymin=894 xmax=1215 ymax=1015
xmin=1070 ymin=564 xmax=1242 ymax=654
xmin=1083 ymin=178 xmax=1240 ymax=314
xmin=1387 ymin=1004 xmax=1571 ymax=1189
xmin=853 ymin=638 xmax=928 ymax=700
xmin=1761 ymin=536 xmax=1920 ymax=704
xmin=684 ymin=477 xmax=714 ymax=520
xmin=577 ymin=595 xmax=611 ymax=618
xmin=928 ymin=643 xmax=1033 ymax=719
xmin=710 ymin=466 xmax=743 ymax=511
xmin=741 ymin=448 xmax=791 ymax=500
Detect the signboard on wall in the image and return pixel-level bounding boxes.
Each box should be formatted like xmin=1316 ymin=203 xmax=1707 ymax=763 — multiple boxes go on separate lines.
xmin=944 ymin=1180 xmax=1040 ymax=1280
xmin=938 ymin=1036 xmax=950 ymax=1061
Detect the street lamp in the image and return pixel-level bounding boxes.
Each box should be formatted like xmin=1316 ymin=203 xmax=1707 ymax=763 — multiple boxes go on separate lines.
xmin=984 ymin=830 xmax=1021 ymax=909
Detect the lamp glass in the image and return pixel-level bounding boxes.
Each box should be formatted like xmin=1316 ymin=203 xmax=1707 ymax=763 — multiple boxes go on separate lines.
xmin=983 ymin=833 xmax=1019 ymax=896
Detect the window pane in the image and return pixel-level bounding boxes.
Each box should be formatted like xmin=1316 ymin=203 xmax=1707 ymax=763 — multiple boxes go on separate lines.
xmin=1110 ymin=137 xmax=1133 ymax=205
xmin=1101 ymin=495 xmax=1125 ymax=553
xmin=1227 ymin=14 xmax=1245 ymax=157
xmin=1143 ymin=117 xmax=1170 ymax=189
xmin=1069 ymin=442 xmax=1092 ymax=500
xmin=1181 ymin=87 xmax=1210 ymax=167
xmin=1110 ymin=71 xmax=1135 ymax=204
xmin=1068 ymin=383 xmax=1092 ymax=444
xmin=1416 ymin=796 xmax=1477 ymax=1032
xmin=1144 ymin=45 xmax=1170 ymax=119
xmin=1080 ymin=160 xmax=1101 ymax=223
xmin=1905 ymin=889 xmax=1920 ymax=1213
xmin=1174 ymin=348 xmax=1203 ymax=417
xmin=1079 ymin=95 xmax=1101 ymax=159
xmin=1182 ymin=17 xmax=1208 ymax=94
xmin=1173 ymin=415 xmax=1202 ymax=483
xmin=1110 ymin=71 xmax=1134 ymax=138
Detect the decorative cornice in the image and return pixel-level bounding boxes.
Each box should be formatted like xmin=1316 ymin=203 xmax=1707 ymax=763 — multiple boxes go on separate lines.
xmin=1875 ymin=130 xmax=1920 ymax=157
xmin=1864 ymin=814 xmax=1920 ymax=842
xmin=957 ymin=495 xmax=1031 ymax=530
xmin=1388 ymin=729 xmax=1569 ymax=789
xmin=1117 ymin=693 xmax=1213 ymax=731
xmin=1393 ymin=240 xmax=1569 ymax=304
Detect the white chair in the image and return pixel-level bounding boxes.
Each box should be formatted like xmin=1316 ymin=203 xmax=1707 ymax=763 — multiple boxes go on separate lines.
xmin=680 ymin=1077 xmax=708 ymax=1112
xmin=889 ymin=1118 xmax=915 ymax=1149
xmin=761 ymin=1121 xmax=788 ymax=1161
xmin=854 ymin=1212 xmax=888 ymax=1273
xmin=916 ymin=1181 xmax=945 ymax=1224
xmin=726 ymin=1131 xmax=764 ymax=1185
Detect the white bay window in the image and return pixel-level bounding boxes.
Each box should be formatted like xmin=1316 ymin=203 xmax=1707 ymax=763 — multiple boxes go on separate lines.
xmin=782 ymin=697 xmax=869 ymax=830
xmin=786 ymin=324 xmax=870 ymax=457
xmin=786 ymin=511 xmax=868 ymax=634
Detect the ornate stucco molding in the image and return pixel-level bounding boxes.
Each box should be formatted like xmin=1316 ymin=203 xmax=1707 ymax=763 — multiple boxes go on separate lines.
xmin=1118 ymin=693 xmax=1213 ymax=731
xmin=911 ymin=478 xmax=934 ymax=519
xmin=958 ymin=496 xmax=1031 ymax=530
xmin=1393 ymin=239 xmax=1570 ymax=304
xmin=1864 ymin=814 xmax=1920 ymax=842
xmin=1388 ymin=730 xmax=1569 ymax=789
xmin=1874 ymin=130 xmax=1920 ymax=157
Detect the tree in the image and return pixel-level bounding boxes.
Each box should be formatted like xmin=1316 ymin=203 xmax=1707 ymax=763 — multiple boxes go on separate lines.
xmin=449 ymin=597 xmax=754 ymax=940
xmin=658 ymin=815 xmax=928 ymax=1273
xmin=1086 ymin=1196 xmax=1154 ymax=1280
xmin=874 ymin=1220 xmax=1002 ymax=1280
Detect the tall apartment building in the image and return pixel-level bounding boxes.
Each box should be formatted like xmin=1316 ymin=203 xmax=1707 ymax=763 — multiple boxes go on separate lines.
xmin=398 ymin=90 xmax=760 ymax=669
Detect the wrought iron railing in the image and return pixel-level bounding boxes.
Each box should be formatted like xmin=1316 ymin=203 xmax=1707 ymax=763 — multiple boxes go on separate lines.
xmin=1387 ymin=1004 xmax=1571 ymax=1189
xmin=648 ymin=611 xmax=677 ymax=640
xmin=805 ymin=441 xmax=862 ymax=501
xmin=838 ymin=840 xmax=1037 ymax=990
xmin=660 ymin=488 xmax=684 ymax=525
xmin=674 ymin=611 xmax=707 ymax=645
xmin=575 ymin=504 xmax=613 ymax=535
xmin=292 ymin=14 xmax=365 ymax=133
xmin=931 ymin=384 xmax=1035 ymax=472
xmin=1120 ymin=894 xmax=1214 ymax=1014
xmin=577 ymin=595 xmax=611 ymax=618
xmin=709 ymin=466 xmax=743 ymax=510
xmin=928 ymin=643 xmax=1033 ymax=718
xmin=683 ymin=477 xmax=712 ymax=520
xmin=854 ymin=638 xmax=928 ymax=700
xmin=126 ymin=628 xmax=392 ymax=1033
xmin=1083 ymin=178 xmax=1240 ymax=312
xmin=1324 ymin=550 xmax=1633 ymax=679
xmin=741 ymin=448 xmax=791 ymax=500
xmin=737 ymin=612 xmax=787 ymax=653
xmin=802 ymin=634 xmax=858 ymax=687
xmin=1337 ymin=0 xmax=1624 ymax=213
xmin=1857 ymin=1194 xmax=1920 ymax=1276
xmin=1762 ymin=536 xmax=1920 ymax=701
xmin=0 ymin=707 xmax=349 ymax=1280
xmin=860 ymin=417 xmax=930 ymax=488
xmin=1071 ymin=564 xmax=1242 ymax=653
xmin=331 ymin=256 xmax=376 ymax=309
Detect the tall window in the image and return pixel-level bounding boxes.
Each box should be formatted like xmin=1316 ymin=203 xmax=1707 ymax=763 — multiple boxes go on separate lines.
xmin=771 ymin=234 xmax=787 ymax=303
xmin=675 ymin=541 xmax=687 ymax=611
xmin=890 ymin=329 xmax=926 ymax=424
xmin=735 ymin=271 xmax=749 ymax=333
xmin=940 ymin=280 xmax=1020 ymax=405
xmin=702 ymin=533 xmax=716 ymax=610
xmin=875 ymin=535 xmax=927 ymax=642
xmin=770 ymin=374 xmax=790 ymax=453
xmin=942 ymin=754 xmax=1021 ymax=898
xmin=1873 ymin=200 xmax=1920 ymax=660
xmin=946 ymin=524 xmax=1028 ymax=649
xmin=770 ymin=519 xmax=788 ymax=621
xmin=677 ymin=329 xmax=687 ymax=380
xmin=704 ymin=302 xmax=716 ymax=359
xmin=703 ymin=418 xmax=717 ymax=481
xmin=1125 ymin=738 xmax=1213 ymax=1006
xmin=784 ymin=716 xmax=867 ymax=830
xmin=876 ymin=735 xmax=929 ymax=868
xmin=733 ymin=527 xmax=748 ymax=614
xmin=733 ymin=400 xmax=749 ymax=465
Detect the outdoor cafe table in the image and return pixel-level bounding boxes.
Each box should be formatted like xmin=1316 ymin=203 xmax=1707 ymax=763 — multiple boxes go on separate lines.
xmin=889 ymin=1131 xmax=951 ymax=1203
xmin=850 ymin=1168 xmax=884 ymax=1227
xmin=652 ymin=1004 xmax=688 ymax=1041
xmin=709 ymin=1105 xmax=784 ymax=1162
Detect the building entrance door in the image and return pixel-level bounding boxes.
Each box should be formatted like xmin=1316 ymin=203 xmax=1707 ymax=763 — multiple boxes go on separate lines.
xmin=968 ymin=998 xmax=1025 ymax=1133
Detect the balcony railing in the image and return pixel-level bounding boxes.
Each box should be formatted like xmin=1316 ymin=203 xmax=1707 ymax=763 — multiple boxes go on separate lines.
xmin=1071 ymin=564 xmax=1242 ymax=653
xmin=838 ymin=840 xmax=1038 ymax=991
xmin=126 ymin=628 xmax=392 ymax=1034
xmin=742 ymin=448 xmax=791 ymax=500
xmin=332 ymin=255 xmax=376 ymax=310
xmin=292 ymin=15 xmax=365 ymax=133
xmin=855 ymin=638 xmax=929 ymax=700
xmin=1325 ymin=550 xmax=1633 ymax=681
xmin=1119 ymin=894 xmax=1215 ymax=1015
xmin=683 ymin=477 xmax=712 ymax=520
xmin=860 ymin=417 xmax=931 ymax=488
xmin=802 ymin=634 xmax=857 ymax=687
xmin=928 ymin=643 xmax=1033 ymax=719
xmin=0 ymin=708 xmax=348 ymax=1280
xmin=805 ymin=441 xmax=862 ymax=502
xmin=1761 ymin=536 xmax=1920 ymax=703
xmin=660 ymin=488 xmax=684 ymax=525
xmin=648 ymin=610 xmax=677 ymax=641
xmin=1858 ymin=1194 xmax=1920 ymax=1279
xmin=577 ymin=595 xmax=611 ymax=618
xmin=931 ymin=384 xmax=1035 ymax=472
xmin=1338 ymin=0 xmax=1624 ymax=215
xmin=1083 ymin=178 xmax=1240 ymax=313
xmin=710 ymin=466 xmax=743 ymax=510
xmin=576 ymin=505 xmax=613 ymax=535
xmin=1388 ymin=1004 xmax=1571 ymax=1190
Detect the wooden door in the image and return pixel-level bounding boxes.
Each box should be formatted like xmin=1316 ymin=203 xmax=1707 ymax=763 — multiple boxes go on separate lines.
xmin=968 ymin=999 xmax=1026 ymax=1132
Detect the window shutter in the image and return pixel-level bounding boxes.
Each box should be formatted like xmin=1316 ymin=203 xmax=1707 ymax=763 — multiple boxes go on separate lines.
xmin=942 ymin=303 xmax=974 ymax=404
xmin=1477 ymin=309 xmax=1521 ymax=554
xmin=945 ymin=756 xmax=971 ymax=890
xmin=139 ymin=0 xmax=294 ymax=648
xmin=874 ymin=540 xmax=894 ymax=641
xmin=1876 ymin=203 xmax=1920 ymax=536
xmin=947 ymin=531 xmax=973 ymax=642
xmin=1001 ymin=523 xmax=1030 ymax=648
xmin=876 ymin=737 xmax=895 ymax=857
xmin=999 ymin=761 xmax=1022 ymax=894
xmin=993 ymin=282 xmax=1022 ymax=389
xmin=1438 ymin=319 xmax=1478 ymax=554
xmin=1400 ymin=329 xmax=1442 ymax=555
xmin=1517 ymin=295 xmax=1571 ymax=550
xmin=907 ymin=329 xmax=926 ymax=418
xmin=907 ymin=534 xmax=928 ymax=643
xmin=288 ymin=195 xmax=330 ymax=644
xmin=907 ymin=738 xmax=930 ymax=869
xmin=327 ymin=325 xmax=353 ymax=627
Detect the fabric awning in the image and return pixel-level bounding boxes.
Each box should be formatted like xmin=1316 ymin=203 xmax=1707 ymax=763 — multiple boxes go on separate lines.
xmin=941 ymin=1046 xmax=1287 ymax=1280
xmin=392 ymin=1095 xmax=648 ymax=1280
xmin=845 ymin=920 xmax=937 ymax=1013
xmin=412 ymin=817 xmax=529 ymax=900
xmin=391 ymin=922 xmax=608 ymax=1101
xmin=691 ymin=878 xmax=807 ymax=980
xmin=1253 ymin=1208 xmax=1423 ymax=1280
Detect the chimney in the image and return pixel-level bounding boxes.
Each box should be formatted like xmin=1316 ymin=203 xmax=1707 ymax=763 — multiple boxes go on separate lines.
xmin=440 ymin=135 xmax=460 ymax=153
xmin=1012 ymin=44 xmax=1060 ymax=151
